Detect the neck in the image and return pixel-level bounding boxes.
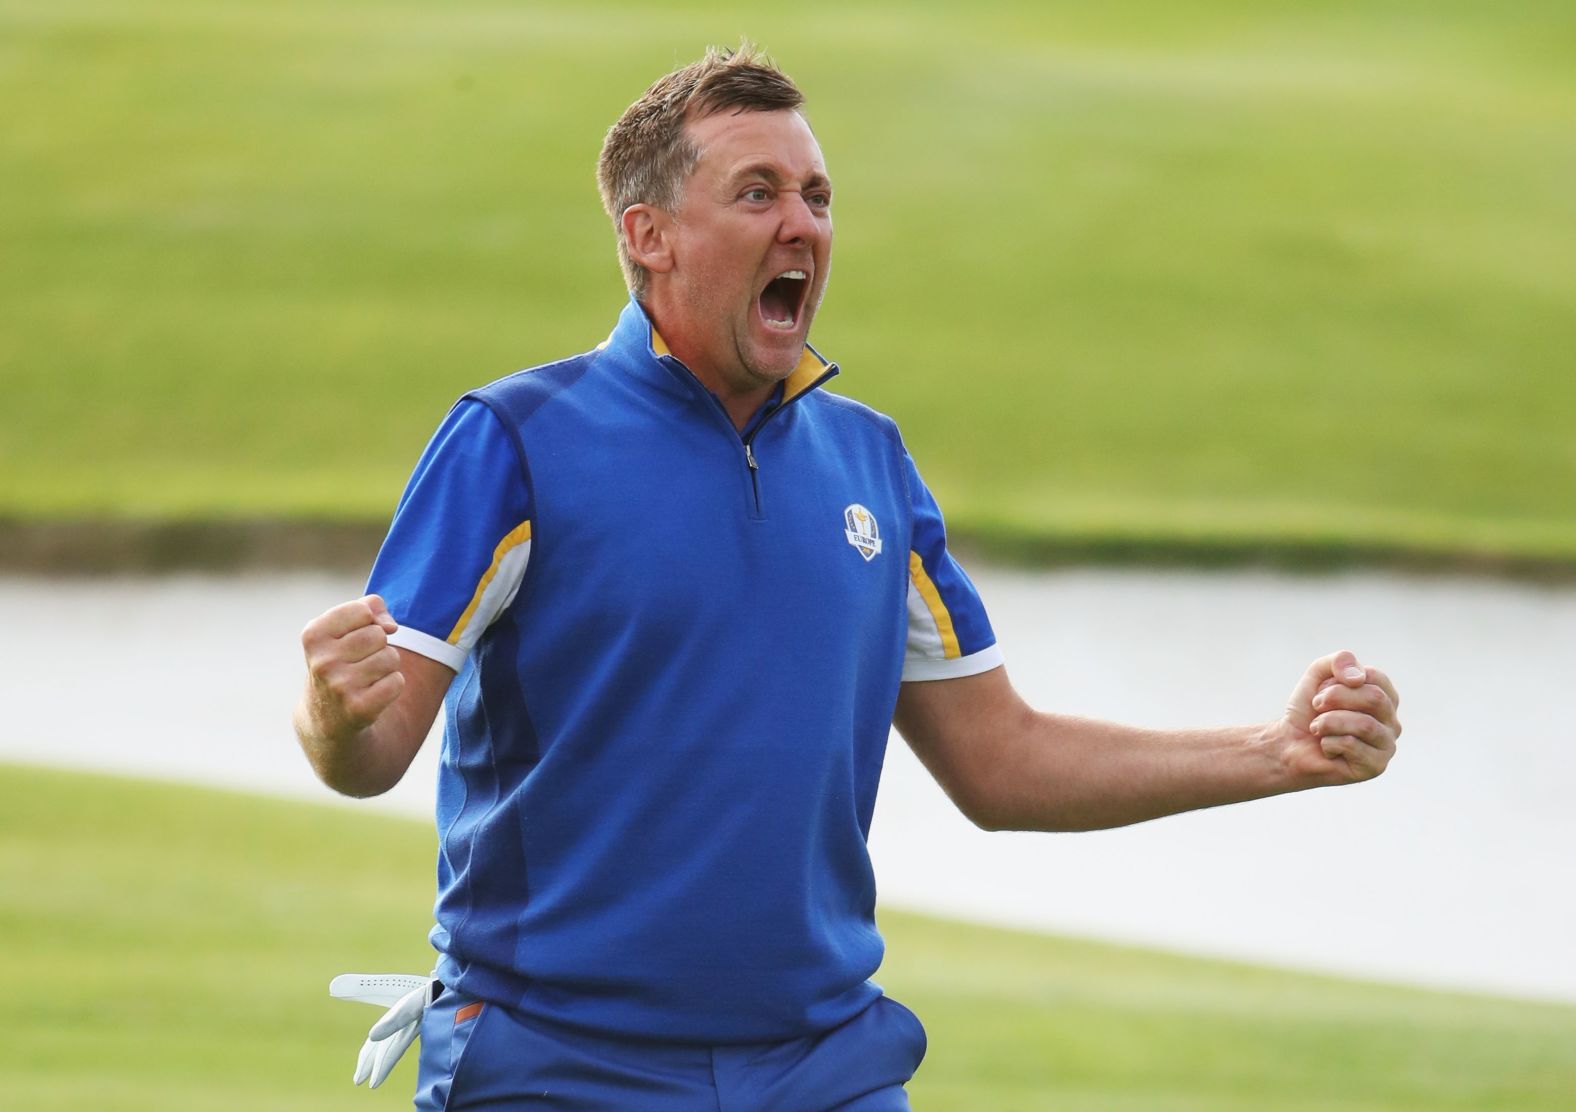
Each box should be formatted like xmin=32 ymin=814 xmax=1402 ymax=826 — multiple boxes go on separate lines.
xmin=640 ymin=296 xmax=778 ymax=433
xmin=704 ymin=376 xmax=776 ymax=433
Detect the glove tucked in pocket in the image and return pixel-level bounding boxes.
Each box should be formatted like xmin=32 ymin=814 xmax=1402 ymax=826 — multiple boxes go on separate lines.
xmin=329 ymin=972 xmax=442 ymax=1089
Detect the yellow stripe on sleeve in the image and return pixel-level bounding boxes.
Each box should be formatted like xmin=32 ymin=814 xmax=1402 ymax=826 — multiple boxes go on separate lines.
xmin=447 ymin=520 xmax=533 ymax=645
xmin=908 ymin=550 xmax=962 ymax=659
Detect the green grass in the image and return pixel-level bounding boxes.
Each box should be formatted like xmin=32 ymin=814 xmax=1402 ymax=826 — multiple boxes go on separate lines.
xmin=3 ymin=762 xmax=1574 ymax=1109
xmin=1 ymin=1 xmax=1574 ymax=563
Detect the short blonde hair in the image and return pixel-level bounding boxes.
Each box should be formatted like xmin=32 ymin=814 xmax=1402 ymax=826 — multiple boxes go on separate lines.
xmin=596 ymin=44 xmax=805 ymax=296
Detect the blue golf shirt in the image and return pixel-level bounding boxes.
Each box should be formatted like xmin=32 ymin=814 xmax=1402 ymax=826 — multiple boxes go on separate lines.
xmin=368 ymin=296 xmax=1001 ymax=1044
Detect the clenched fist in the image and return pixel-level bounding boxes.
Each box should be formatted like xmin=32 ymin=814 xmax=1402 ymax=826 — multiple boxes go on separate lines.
xmin=293 ymin=595 xmax=452 ymax=798
xmin=1276 ymin=649 xmax=1402 ymax=785
xmin=299 ymin=594 xmax=406 ymax=741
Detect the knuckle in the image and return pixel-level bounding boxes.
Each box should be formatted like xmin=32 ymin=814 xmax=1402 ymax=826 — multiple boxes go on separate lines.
xmin=308 ymin=647 xmax=339 ymax=675
xmin=344 ymin=627 xmax=385 ymax=659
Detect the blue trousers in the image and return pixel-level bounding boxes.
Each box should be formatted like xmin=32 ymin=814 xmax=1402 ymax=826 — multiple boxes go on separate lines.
xmin=413 ymin=990 xmax=927 ymax=1110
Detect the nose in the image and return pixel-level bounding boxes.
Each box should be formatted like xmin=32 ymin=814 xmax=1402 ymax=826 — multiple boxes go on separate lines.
xmin=777 ymin=191 xmax=822 ymax=245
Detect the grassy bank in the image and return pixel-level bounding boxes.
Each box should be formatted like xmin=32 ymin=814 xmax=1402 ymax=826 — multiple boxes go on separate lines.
xmin=2 ymin=1 xmax=1573 ymax=564
xmin=2 ymin=763 xmax=1573 ymax=1109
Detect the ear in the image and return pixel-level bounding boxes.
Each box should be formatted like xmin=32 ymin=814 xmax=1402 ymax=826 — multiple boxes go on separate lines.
xmin=622 ymin=204 xmax=675 ymax=276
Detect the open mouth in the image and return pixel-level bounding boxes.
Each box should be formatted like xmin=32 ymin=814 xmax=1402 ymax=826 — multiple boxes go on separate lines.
xmin=757 ymin=269 xmax=809 ymax=331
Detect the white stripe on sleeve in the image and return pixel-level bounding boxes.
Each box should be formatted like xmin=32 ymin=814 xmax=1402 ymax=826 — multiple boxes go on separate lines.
xmin=388 ymin=624 xmax=468 ymax=672
xmin=904 ymin=578 xmax=946 ymax=662
xmin=451 ymin=538 xmax=532 ymax=656
xmin=901 ymin=643 xmax=1004 ymax=683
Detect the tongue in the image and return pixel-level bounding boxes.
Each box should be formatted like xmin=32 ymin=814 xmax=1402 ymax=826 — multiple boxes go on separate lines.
xmin=760 ymin=279 xmax=795 ymax=324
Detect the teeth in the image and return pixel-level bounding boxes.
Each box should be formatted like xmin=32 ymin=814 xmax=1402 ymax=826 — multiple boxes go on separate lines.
xmin=781 ymin=270 xmax=806 ymax=280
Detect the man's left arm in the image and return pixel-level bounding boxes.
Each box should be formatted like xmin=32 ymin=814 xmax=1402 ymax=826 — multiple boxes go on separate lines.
xmin=893 ymin=649 xmax=1400 ymax=832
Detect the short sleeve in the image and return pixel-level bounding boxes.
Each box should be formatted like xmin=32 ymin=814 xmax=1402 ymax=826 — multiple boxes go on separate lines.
xmin=901 ymin=450 xmax=1003 ymax=681
xmin=366 ymin=398 xmax=533 ymax=672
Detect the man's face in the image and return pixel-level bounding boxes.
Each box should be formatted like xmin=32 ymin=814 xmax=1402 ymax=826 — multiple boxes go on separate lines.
xmin=660 ymin=108 xmax=833 ymax=394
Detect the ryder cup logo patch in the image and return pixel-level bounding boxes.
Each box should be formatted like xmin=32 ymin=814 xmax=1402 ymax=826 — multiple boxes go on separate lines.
xmin=843 ymin=504 xmax=882 ymax=561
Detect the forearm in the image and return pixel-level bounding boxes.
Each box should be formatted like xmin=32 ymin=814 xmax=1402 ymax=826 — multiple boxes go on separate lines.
xmin=974 ymin=711 xmax=1295 ymax=832
xmin=292 ymin=692 xmax=417 ymax=798
xmin=897 ymin=657 xmax=1398 ymax=834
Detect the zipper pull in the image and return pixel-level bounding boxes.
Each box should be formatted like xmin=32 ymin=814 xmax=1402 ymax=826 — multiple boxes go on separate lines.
xmin=744 ymin=443 xmax=759 ymax=471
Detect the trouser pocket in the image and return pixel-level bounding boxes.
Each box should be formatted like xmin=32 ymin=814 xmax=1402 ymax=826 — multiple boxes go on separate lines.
xmin=413 ymin=991 xmax=488 ymax=1111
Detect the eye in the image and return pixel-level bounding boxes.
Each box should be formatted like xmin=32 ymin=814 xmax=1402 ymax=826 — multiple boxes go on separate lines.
xmin=742 ymin=187 xmax=771 ymax=203
xmin=808 ymin=192 xmax=832 ymax=210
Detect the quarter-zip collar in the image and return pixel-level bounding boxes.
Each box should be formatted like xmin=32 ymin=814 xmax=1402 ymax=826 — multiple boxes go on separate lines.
xmin=602 ymin=294 xmax=839 ymax=411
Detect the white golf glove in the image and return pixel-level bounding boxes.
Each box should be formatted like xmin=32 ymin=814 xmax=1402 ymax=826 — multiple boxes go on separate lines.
xmin=328 ymin=972 xmax=441 ymax=1089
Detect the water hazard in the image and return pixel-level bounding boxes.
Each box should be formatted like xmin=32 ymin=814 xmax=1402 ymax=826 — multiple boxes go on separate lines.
xmin=4 ymin=567 xmax=1571 ymax=1002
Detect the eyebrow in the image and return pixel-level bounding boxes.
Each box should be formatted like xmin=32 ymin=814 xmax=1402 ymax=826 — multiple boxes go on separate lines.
xmin=727 ymin=163 xmax=833 ymax=192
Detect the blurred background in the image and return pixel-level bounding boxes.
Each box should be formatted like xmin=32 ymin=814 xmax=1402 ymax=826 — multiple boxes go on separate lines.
xmin=4 ymin=0 xmax=1573 ymax=558
xmin=2 ymin=1 xmax=1573 ymax=1108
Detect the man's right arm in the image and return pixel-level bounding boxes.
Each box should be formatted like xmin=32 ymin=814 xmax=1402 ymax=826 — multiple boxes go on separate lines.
xmin=293 ymin=593 xmax=453 ymax=798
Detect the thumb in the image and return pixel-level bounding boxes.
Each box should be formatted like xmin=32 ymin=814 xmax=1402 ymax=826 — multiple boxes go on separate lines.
xmin=364 ymin=594 xmax=398 ymax=634
xmin=1331 ymin=649 xmax=1366 ymax=687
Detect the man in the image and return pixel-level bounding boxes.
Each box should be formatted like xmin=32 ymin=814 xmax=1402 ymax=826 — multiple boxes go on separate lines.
xmin=295 ymin=45 xmax=1400 ymax=1110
